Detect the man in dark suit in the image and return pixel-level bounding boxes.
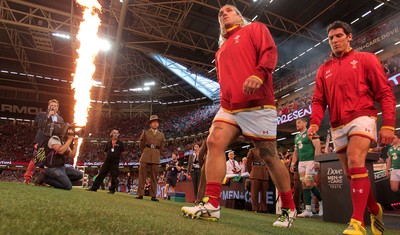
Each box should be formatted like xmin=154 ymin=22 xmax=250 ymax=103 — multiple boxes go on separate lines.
xmin=87 ymin=129 xmax=125 ymax=194
xmin=187 ymin=143 xmax=201 ymax=200
xmin=23 ymin=99 xmax=64 ymax=185
xmin=136 ymin=115 xmax=165 ymax=201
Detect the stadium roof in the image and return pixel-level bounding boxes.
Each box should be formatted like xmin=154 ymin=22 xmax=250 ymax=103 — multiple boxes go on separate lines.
xmin=1 ymin=0 xmax=399 ymax=110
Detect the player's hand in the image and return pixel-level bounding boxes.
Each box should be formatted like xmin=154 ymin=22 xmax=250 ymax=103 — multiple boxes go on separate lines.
xmin=377 ymin=128 xmax=394 ymax=145
xmin=243 ymin=77 xmax=262 ymax=95
xmin=307 ymin=125 xmax=319 ymax=140
xmin=290 ymin=166 xmax=295 ymax=173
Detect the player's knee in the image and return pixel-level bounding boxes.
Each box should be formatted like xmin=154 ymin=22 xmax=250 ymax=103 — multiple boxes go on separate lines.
xmin=207 ymin=134 xmax=226 ymax=150
xmin=349 ymin=157 xmax=365 ymax=168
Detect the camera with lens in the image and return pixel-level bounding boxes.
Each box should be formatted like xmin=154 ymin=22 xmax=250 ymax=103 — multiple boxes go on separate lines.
xmin=39 ymin=121 xmax=85 ymax=138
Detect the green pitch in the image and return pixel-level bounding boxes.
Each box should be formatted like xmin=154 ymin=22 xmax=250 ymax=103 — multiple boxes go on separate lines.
xmin=0 ymin=182 xmax=398 ymax=235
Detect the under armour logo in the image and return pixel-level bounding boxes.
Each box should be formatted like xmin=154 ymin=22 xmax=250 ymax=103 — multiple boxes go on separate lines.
xmin=365 ymin=128 xmax=371 ymax=133
xmin=234 ymin=35 xmax=240 ymax=44
xmin=350 ymin=60 xmax=358 ymax=69
xmin=262 ymin=130 xmax=269 ymax=134
xmin=352 ymin=188 xmax=364 ymax=194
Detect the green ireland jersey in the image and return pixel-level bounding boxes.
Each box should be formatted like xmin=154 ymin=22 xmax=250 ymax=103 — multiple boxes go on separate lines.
xmin=387 ymin=145 xmax=400 ymax=169
xmin=294 ymin=129 xmax=315 ymax=162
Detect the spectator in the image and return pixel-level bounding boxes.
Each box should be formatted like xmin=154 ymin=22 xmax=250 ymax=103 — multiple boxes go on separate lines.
xmin=163 ymin=152 xmax=181 ymax=199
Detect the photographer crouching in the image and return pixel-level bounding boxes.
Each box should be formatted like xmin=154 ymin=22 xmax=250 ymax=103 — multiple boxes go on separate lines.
xmin=44 ymin=129 xmax=83 ymax=190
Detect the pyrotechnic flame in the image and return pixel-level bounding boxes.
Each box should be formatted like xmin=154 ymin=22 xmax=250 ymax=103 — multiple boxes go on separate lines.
xmin=72 ymin=0 xmax=102 ymax=167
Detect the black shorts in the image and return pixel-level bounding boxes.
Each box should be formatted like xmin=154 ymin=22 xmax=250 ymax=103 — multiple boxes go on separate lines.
xmin=166 ymin=176 xmax=178 ymax=187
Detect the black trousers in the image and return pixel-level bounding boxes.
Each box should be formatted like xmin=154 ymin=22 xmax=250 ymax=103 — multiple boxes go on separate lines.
xmin=92 ymin=158 xmax=119 ymax=192
xmin=190 ymin=169 xmax=201 ymax=198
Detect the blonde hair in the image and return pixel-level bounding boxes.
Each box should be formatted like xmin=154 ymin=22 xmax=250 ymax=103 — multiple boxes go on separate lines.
xmin=218 ymin=4 xmax=249 ymax=47
xmin=48 ymin=99 xmax=59 ymax=105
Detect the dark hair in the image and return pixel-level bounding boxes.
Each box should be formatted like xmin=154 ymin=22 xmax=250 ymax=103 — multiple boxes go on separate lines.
xmin=327 ymin=20 xmax=352 ymax=35
xmin=110 ymin=129 xmax=119 ymax=137
xmin=172 ymin=152 xmax=178 ymax=157
xmin=395 ymin=130 xmax=400 ymax=138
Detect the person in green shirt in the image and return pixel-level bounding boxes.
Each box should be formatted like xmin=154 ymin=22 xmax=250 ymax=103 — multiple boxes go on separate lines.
xmin=386 ymin=131 xmax=400 ymax=192
xmin=290 ymin=118 xmax=322 ymax=218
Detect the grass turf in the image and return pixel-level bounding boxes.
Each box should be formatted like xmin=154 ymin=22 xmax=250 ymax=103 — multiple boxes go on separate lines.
xmin=0 ymin=182 xmax=398 ymax=235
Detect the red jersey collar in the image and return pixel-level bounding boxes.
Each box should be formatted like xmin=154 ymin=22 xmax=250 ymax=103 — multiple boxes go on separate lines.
xmin=226 ymin=25 xmax=241 ymax=38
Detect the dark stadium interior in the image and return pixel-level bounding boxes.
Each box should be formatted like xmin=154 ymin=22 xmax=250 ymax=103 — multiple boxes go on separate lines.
xmin=0 ymin=0 xmax=399 ymax=149
xmin=1 ymin=2 xmax=400 ymax=234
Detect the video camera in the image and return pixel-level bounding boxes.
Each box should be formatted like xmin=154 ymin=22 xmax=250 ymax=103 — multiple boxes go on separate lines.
xmin=39 ymin=121 xmax=85 ymax=138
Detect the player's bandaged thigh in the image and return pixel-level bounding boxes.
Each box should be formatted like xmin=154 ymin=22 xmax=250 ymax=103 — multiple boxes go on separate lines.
xmin=304 ymin=175 xmax=314 ymax=182
xmin=300 ymin=175 xmax=314 ymax=183
xmin=390 ymin=169 xmax=400 ymax=181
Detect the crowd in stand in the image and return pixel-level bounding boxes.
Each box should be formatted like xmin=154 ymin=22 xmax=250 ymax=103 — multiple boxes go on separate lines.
xmin=273 ymin=63 xmax=320 ymax=94
xmin=0 ymin=123 xmax=34 ymax=163
xmin=383 ymin=54 xmax=400 ymax=76
xmin=0 ymin=169 xmax=24 ymax=182
xmin=353 ymin=15 xmax=399 ymax=52
xmin=87 ymin=105 xmax=218 ymax=140
xmin=0 ymin=104 xmax=215 ymax=163
xmin=273 ymin=14 xmax=400 ymax=98
xmin=162 ymin=105 xmax=218 ymax=137
xmin=277 ymin=92 xmax=313 ymax=116
xmin=275 ymin=52 xmax=400 ymax=114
